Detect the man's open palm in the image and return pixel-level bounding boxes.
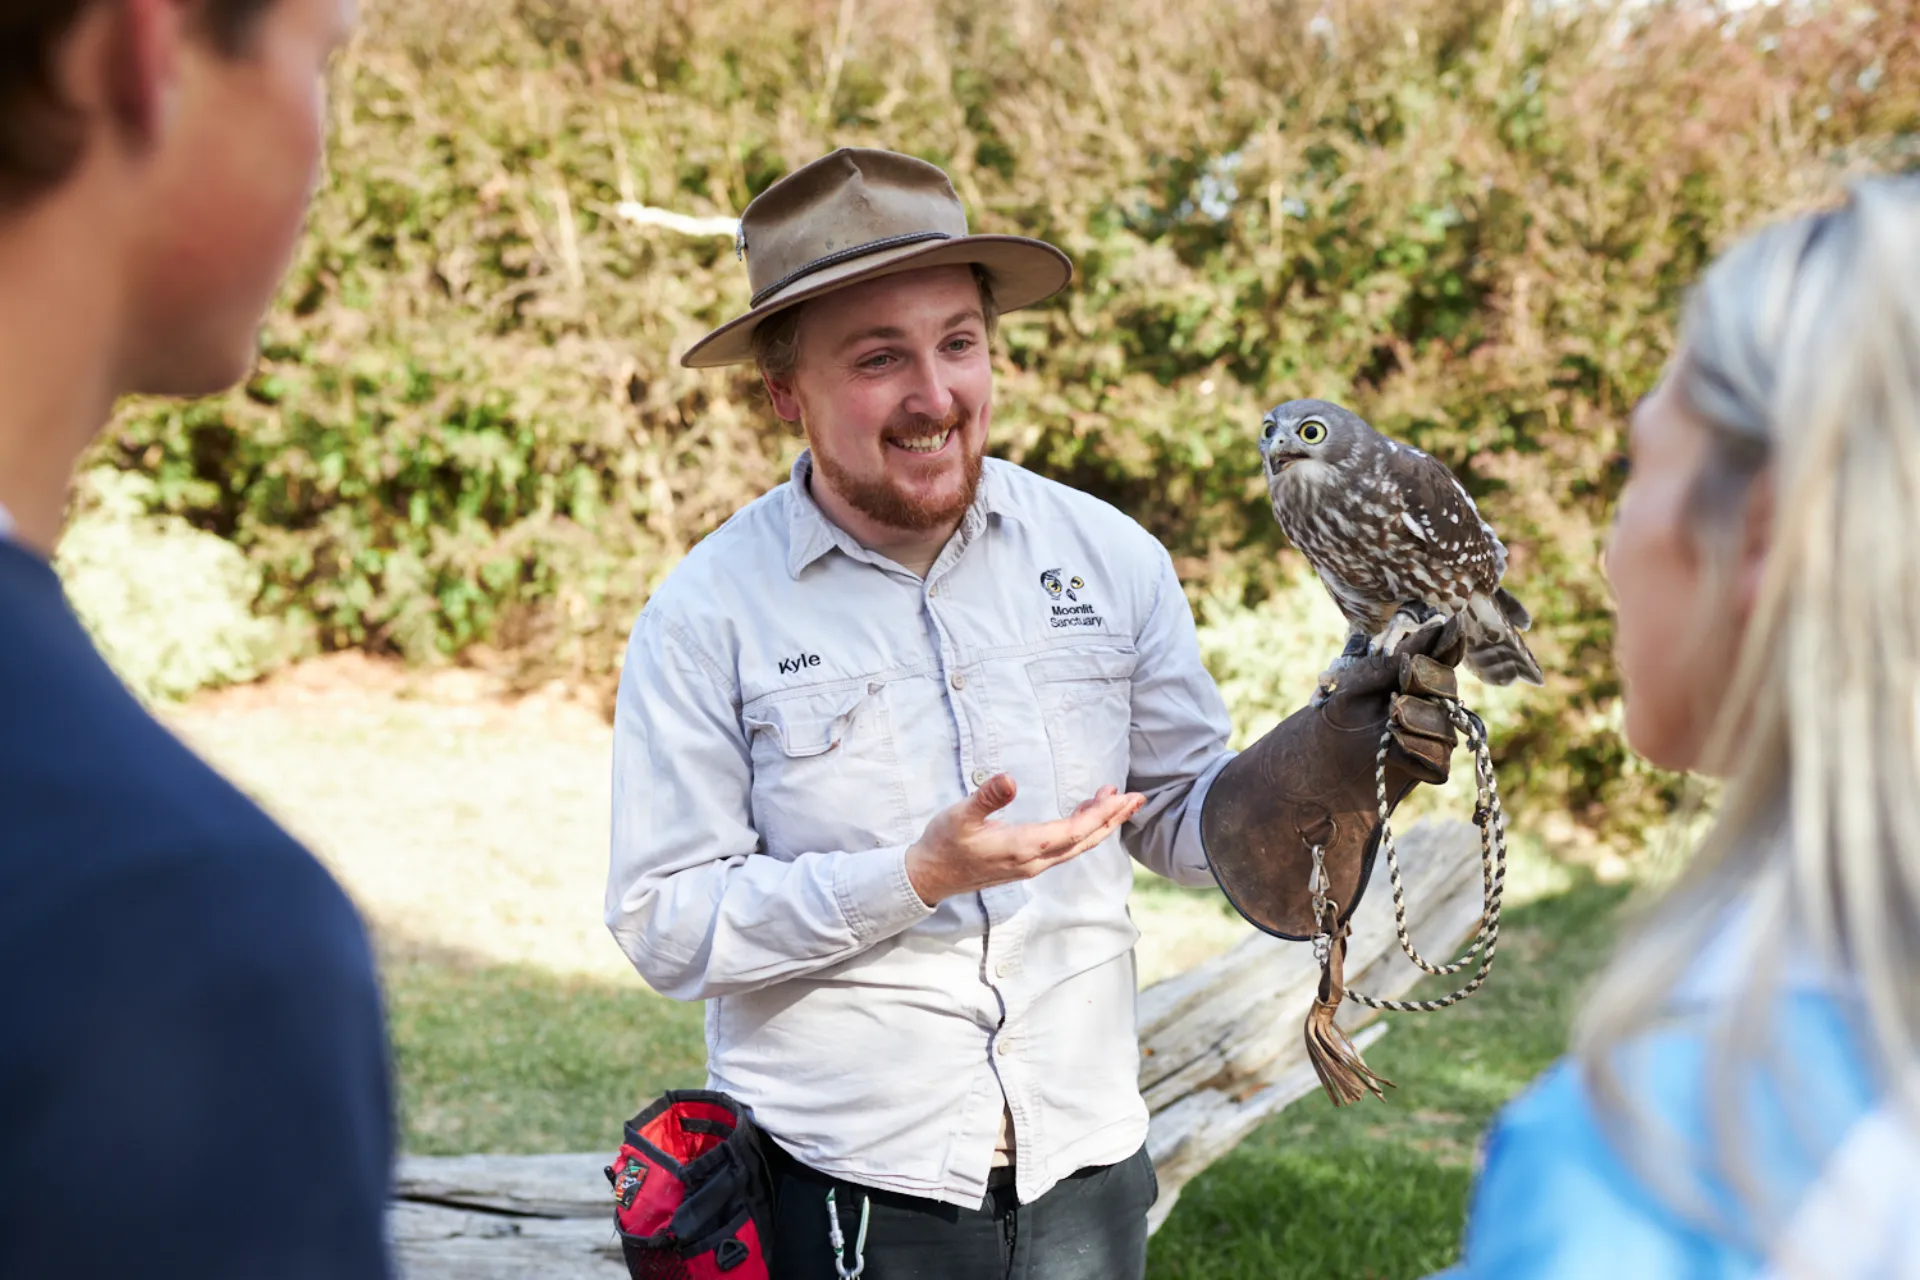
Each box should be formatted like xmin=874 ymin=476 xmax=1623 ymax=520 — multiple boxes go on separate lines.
xmin=905 ymin=775 xmax=1145 ymax=906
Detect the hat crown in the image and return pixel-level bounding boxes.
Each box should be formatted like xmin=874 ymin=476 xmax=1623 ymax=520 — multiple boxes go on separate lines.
xmin=739 ymin=149 xmax=971 ymax=305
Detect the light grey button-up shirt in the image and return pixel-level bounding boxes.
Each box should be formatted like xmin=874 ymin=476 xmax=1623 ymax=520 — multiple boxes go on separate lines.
xmin=606 ymin=453 xmax=1234 ymax=1208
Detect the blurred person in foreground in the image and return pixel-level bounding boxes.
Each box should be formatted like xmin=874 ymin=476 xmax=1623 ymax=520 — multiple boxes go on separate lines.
xmin=1442 ymin=176 xmax=1920 ymax=1277
xmin=605 ymin=147 xmax=1461 ymax=1278
xmin=0 ymin=0 xmax=391 ymax=1277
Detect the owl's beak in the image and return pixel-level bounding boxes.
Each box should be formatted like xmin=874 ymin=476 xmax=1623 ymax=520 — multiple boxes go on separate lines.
xmin=1262 ymin=445 xmax=1303 ymax=475
xmin=1260 ymin=415 xmax=1306 ymax=475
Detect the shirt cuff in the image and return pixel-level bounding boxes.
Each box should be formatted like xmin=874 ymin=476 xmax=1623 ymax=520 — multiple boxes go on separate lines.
xmin=1168 ymin=752 xmax=1236 ymax=887
xmin=833 ymin=844 xmax=934 ymax=942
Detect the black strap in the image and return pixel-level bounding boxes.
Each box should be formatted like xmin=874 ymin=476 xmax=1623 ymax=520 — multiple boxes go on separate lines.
xmin=671 ymin=1146 xmax=748 ymax=1243
xmin=750 ymin=231 xmax=954 ymax=307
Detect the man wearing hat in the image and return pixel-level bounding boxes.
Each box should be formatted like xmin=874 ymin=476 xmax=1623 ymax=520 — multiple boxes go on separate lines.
xmin=605 ymin=148 xmax=1461 ymax=1277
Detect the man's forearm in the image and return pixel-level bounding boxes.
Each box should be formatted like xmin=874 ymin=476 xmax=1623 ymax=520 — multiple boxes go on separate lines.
xmin=606 ymin=840 xmax=933 ymax=1001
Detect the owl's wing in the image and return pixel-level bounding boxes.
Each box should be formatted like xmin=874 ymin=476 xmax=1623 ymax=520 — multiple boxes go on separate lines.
xmin=1390 ymin=446 xmax=1509 ymax=582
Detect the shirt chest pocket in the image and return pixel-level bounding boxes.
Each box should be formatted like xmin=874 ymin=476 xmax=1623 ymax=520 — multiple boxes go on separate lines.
xmin=741 ymin=682 xmax=911 ymax=856
xmin=1024 ymin=650 xmax=1138 ymax=816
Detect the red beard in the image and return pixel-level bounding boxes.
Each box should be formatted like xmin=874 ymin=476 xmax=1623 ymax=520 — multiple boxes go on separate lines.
xmin=810 ymin=407 xmax=983 ymax=533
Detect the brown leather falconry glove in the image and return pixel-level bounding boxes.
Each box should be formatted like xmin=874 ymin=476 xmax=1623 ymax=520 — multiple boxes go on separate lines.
xmin=1199 ymin=619 xmax=1466 ymax=1103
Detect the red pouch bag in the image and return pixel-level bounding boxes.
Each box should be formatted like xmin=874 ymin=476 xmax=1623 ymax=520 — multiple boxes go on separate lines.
xmin=606 ymin=1090 xmax=776 ymax=1280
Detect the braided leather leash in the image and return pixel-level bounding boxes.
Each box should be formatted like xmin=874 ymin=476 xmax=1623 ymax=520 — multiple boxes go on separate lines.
xmin=1317 ymin=697 xmax=1508 ymax=1013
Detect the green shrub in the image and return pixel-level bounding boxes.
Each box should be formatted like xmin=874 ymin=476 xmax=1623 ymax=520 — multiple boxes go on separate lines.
xmin=94 ymin=0 xmax=1919 ymax=836
xmin=56 ymin=471 xmax=298 ymax=701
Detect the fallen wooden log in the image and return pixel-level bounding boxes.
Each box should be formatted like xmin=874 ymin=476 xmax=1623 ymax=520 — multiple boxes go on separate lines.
xmin=392 ymin=1202 xmax=623 ymax=1280
xmin=397 ymin=1152 xmax=610 ymax=1221
xmin=395 ymin=818 xmax=1483 ymax=1276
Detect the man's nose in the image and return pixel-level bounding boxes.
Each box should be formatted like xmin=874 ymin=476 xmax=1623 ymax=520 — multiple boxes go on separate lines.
xmin=899 ymin=357 xmax=955 ymax=420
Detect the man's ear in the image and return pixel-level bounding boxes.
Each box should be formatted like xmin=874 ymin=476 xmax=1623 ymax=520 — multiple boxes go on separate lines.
xmin=763 ymin=370 xmax=803 ymax=424
xmin=98 ymin=0 xmax=188 ymax=147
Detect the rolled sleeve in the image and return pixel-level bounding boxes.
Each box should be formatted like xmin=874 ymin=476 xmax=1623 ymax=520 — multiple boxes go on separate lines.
xmin=606 ymin=614 xmax=933 ymax=1001
xmin=1121 ymin=546 xmax=1235 ymax=887
xmin=835 ymin=843 xmax=932 ymax=938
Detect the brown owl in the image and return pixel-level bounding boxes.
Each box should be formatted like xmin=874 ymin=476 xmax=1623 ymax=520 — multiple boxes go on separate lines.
xmin=1260 ymin=398 xmax=1543 ymax=686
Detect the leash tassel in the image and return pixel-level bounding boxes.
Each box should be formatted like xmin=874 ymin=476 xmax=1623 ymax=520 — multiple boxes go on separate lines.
xmin=1303 ymin=928 xmax=1393 ymax=1105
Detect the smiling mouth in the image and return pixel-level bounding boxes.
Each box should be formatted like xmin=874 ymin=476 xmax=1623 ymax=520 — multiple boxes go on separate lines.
xmin=889 ymin=428 xmax=954 ymax=455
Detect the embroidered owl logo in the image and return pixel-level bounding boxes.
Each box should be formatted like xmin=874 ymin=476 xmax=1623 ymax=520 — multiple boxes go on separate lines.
xmin=1040 ymin=569 xmax=1086 ymax=602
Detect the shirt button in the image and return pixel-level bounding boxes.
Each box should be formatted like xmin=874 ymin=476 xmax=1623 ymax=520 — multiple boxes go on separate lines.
xmin=995 ymin=960 xmax=1012 ymax=978
xmin=950 ymin=672 xmax=966 ymax=690
xmin=996 ymin=1039 xmax=1011 ymax=1057
xmin=971 ymin=767 xmax=991 ymax=787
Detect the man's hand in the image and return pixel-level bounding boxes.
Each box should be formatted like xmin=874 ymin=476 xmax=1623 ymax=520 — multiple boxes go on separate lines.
xmin=905 ymin=776 xmax=1145 ymax=906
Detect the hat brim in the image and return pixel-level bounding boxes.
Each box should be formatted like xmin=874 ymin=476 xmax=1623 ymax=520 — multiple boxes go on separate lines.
xmin=679 ymin=234 xmax=1072 ymax=369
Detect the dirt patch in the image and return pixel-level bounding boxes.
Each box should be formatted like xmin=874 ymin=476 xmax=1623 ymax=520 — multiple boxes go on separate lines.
xmin=186 ymin=651 xmax=610 ymax=734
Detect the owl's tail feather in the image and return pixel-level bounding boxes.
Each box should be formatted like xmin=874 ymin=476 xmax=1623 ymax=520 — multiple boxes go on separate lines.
xmin=1466 ymin=627 xmax=1543 ymax=686
xmin=1465 ymin=591 xmax=1543 ymax=686
xmin=1495 ymin=586 xmax=1532 ymax=631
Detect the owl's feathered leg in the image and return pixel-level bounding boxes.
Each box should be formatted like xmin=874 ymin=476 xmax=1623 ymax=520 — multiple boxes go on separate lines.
xmin=1370 ymin=601 xmax=1442 ymax=658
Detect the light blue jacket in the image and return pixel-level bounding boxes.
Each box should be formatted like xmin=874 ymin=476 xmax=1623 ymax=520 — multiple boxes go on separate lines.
xmin=1440 ymin=967 xmax=1920 ymax=1277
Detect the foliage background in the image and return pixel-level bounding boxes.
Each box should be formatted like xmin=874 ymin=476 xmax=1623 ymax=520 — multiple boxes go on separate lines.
xmin=57 ymin=471 xmax=292 ymax=701
xmin=85 ymin=0 xmax=1919 ymax=838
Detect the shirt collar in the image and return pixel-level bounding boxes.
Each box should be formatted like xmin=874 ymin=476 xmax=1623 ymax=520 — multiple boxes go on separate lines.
xmin=784 ymin=452 xmax=841 ymax=578
xmin=783 ymin=450 xmax=1013 ymax=580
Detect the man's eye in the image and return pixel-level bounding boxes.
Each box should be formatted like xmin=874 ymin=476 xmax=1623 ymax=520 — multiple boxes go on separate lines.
xmin=946 ymin=336 xmax=975 ymax=353
xmin=859 ymin=353 xmax=894 ymax=370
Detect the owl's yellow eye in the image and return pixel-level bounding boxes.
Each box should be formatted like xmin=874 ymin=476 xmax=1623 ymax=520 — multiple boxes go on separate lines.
xmin=1298 ymin=420 xmax=1328 ymax=445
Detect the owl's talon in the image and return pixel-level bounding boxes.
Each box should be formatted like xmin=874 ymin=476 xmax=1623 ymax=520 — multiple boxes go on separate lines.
xmin=1372 ymin=603 xmax=1446 ymax=658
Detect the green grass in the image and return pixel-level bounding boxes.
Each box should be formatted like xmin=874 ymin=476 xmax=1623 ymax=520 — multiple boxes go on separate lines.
xmin=383 ymin=942 xmax=708 ymax=1154
xmin=379 ymin=864 xmax=1245 ymax=1156
xmin=1146 ymin=876 xmax=1631 ymax=1279
xmin=380 ymin=874 xmax=1629 ymax=1277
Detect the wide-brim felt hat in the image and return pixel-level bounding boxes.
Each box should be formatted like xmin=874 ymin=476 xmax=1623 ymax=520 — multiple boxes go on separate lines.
xmin=680 ymin=148 xmax=1073 ymax=368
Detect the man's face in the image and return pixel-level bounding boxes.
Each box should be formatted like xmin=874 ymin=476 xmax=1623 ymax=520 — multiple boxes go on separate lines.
xmin=767 ymin=265 xmax=994 ymax=534
xmin=123 ymin=0 xmax=356 ymax=395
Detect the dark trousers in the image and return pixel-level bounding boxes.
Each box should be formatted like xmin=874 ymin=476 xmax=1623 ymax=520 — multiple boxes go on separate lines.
xmin=767 ymin=1145 xmax=1157 ymax=1280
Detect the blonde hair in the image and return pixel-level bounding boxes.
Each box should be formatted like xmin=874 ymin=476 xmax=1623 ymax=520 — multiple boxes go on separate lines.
xmin=1575 ymin=175 xmax=1920 ymax=1252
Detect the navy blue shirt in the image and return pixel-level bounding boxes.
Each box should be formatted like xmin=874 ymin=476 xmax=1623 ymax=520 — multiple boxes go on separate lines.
xmin=0 ymin=539 xmax=393 ymax=1277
